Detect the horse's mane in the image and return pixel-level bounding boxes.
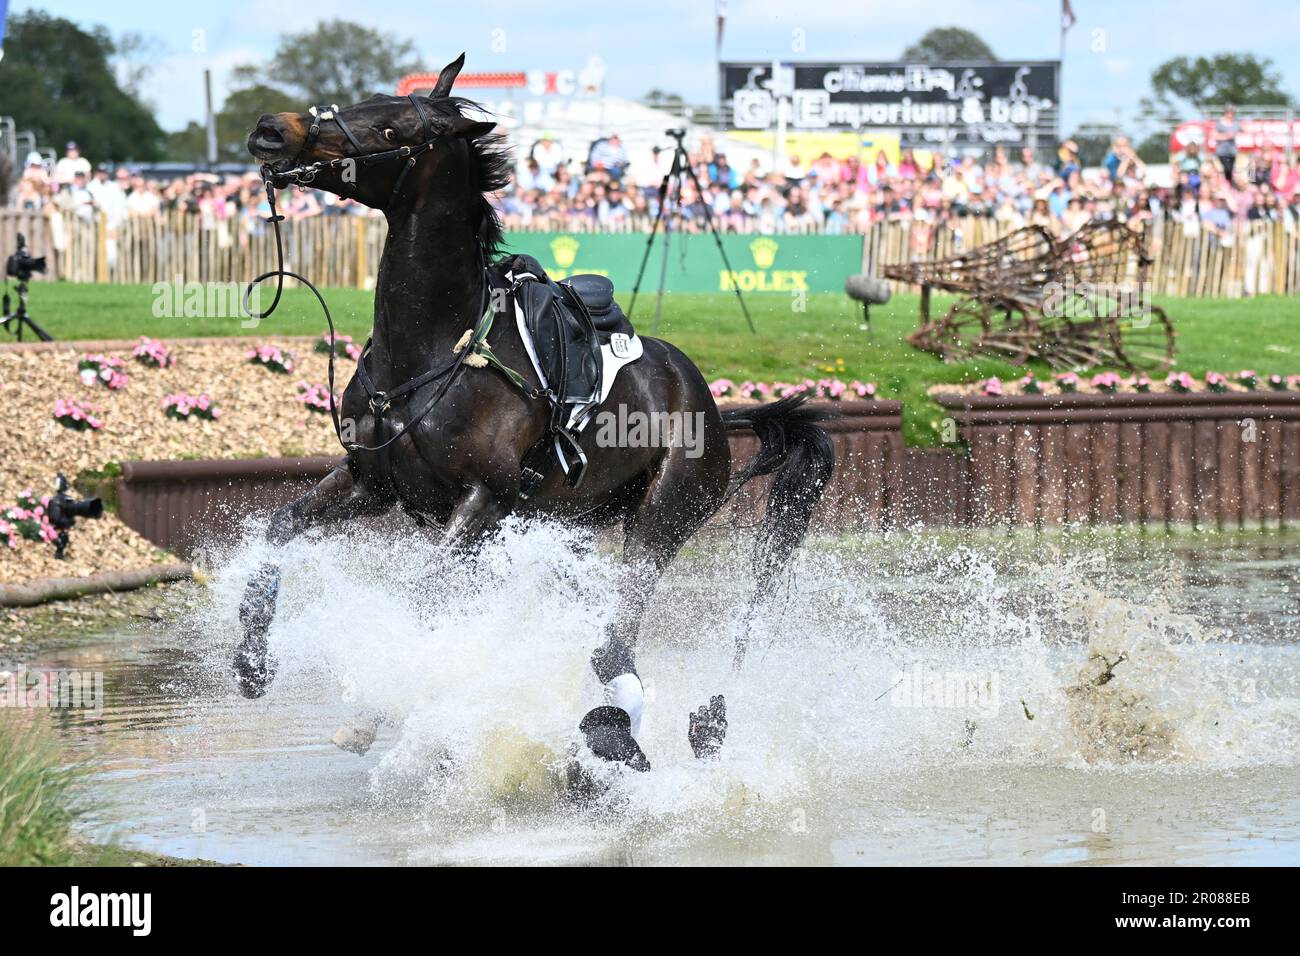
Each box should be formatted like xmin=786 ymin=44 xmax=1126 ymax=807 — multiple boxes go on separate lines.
xmin=429 ymin=95 xmax=512 ymax=260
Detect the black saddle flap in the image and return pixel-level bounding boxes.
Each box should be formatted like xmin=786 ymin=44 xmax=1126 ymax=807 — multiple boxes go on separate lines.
xmin=562 ymin=274 xmax=634 ymax=336
xmin=517 ymin=279 xmax=602 ymax=406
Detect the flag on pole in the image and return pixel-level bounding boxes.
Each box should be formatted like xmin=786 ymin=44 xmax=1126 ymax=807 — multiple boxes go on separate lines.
xmin=1062 ymin=0 xmax=1077 ymax=31
xmin=716 ymin=0 xmax=726 ymax=54
xmin=0 ymin=0 xmax=10 ymax=64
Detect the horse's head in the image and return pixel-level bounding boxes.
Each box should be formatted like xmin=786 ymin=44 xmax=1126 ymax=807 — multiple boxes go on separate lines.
xmin=247 ymin=53 xmax=503 ymax=215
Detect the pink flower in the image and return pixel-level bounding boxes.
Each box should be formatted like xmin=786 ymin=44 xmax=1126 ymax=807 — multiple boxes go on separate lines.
xmin=52 ymin=397 xmax=103 ymax=430
xmin=295 ymin=382 xmax=337 ymax=413
xmin=163 ymin=392 xmax=220 ymax=421
xmin=316 ymin=331 xmax=354 ymax=355
xmin=848 ymin=380 xmax=876 ymax=399
xmin=77 ymin=353 xmax=128 ymax=390
xmin=709 ymin=378 xmax=735 ymax=398
xmin=1166 ymin=371 xmax=1195 ymax=393
xmin=1055 ymin=372 xmax=1079 ymax=393
xmin=817 ymin=378 xmax=847 ymax=400
xmin=1206 ymin=371 xmax=1228 ymax=393
xmin=1091 ymin=372 xmax=1122 ymax=393
xmin=132 ymin=337 xmax=175 ymax=368
xmin=981 ymin=377 xmax=1003 ymax=397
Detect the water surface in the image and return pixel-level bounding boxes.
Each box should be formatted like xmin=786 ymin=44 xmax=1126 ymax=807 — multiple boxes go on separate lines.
xmin=34 ymin=526 xmax=1300 ymax=865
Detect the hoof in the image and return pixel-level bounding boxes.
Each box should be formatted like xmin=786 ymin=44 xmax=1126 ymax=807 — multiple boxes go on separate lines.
xmin=578 ymin=705 xmax=650 ymax=772
xmin=232 ymin=643 xmax=275 ymax=699
xmin=688 ymin=695 xmax=727 ymax=759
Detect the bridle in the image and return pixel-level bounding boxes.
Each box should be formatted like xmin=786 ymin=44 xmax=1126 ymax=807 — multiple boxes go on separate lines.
xmin=243 ymin=92 xmax=496 ymax=457
xmin=264 ymin=92 xmax=444 ymax=209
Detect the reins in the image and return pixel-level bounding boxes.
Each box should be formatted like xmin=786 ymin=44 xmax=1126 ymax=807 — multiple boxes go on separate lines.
xmin=240 ymin=93 xmax=510 ymax=456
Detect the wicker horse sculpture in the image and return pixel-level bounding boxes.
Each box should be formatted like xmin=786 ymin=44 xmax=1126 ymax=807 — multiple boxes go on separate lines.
xmin=883 ymin=221 xmax=1175 ymax=371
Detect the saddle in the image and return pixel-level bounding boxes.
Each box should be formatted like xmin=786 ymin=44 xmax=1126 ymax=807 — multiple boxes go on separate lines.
xmin=494 ymin=254 xmax=642 ymax=494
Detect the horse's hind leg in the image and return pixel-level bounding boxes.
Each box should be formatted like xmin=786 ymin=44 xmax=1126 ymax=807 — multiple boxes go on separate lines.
xmin=235 ymin=462 xmax=390 ymax=698
xmin=583 ymin=443 xmax=729 ymax=770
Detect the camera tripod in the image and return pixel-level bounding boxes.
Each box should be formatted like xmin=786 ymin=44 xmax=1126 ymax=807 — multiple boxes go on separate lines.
xmin=628 ymin=129 xmax=755 ymax=335
xmin=1 ymin=281 xmax=54 ymax=342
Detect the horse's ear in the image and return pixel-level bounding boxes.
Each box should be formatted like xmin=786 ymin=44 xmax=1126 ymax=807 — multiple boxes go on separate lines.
xmin=450 ymin=115 xmax=496 ymax=140
xmin=432 ymin=53 xmax=466 ymax=98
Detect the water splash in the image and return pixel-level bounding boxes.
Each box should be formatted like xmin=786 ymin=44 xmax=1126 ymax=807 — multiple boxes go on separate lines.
xmin=189 ymin=519 xmax=1300 ymax=859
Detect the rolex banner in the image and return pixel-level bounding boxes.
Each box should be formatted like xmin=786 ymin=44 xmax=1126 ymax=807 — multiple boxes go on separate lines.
xmin=506 ymin=233 xmax=863 ymax=294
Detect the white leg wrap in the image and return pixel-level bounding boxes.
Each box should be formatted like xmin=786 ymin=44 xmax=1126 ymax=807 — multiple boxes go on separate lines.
xmin=606 ymin=673 xmax=644 ymax=740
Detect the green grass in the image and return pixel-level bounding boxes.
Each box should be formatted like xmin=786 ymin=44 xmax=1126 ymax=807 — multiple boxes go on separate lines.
xmin=15 ymin=282 xmax=1299 ymax=444
xmin=0 ymin=712 xmax=84 ymax=866
xmin=0 ymin=710 xmax=218 ymax=867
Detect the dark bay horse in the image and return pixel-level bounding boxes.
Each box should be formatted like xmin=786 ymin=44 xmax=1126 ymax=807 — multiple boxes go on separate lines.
xmin=239 ymin=53 xmax=835 ymax=769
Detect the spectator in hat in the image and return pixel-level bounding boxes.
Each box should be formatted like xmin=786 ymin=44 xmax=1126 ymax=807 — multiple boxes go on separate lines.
xmin=16 ymin=153 xmax=51 ymax=210
xmin=54 ymin=141 xmax=91 ymax=185
xmin=530 ymin=132 xmax=564 ymax=177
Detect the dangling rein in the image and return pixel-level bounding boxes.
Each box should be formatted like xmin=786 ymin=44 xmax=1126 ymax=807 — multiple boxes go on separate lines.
xmin=241 ymin=180 xmax=538 ymax=456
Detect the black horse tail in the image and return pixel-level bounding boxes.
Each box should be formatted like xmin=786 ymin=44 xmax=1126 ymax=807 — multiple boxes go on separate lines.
xmin=721 ymin=392 xmax=837 ymax=595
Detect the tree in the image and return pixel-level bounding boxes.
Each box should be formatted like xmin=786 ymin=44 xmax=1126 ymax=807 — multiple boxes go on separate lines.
xmin=0 ymin=12 xmax=165 ymax=162
xmin=1149 ymin=53 xmax=1292 ymax=111
xmin=902 ymin=28 xmax=996 ymax=62
xmin=1134 ymin=53 xmax=1293 ymax=162
xmin=240 ymin=19 xmax=424 ymax=106
xmin=112 ymin=31 xmax=165 ymax=101
xmin=167 ymin=83 xmax=300 ymax=163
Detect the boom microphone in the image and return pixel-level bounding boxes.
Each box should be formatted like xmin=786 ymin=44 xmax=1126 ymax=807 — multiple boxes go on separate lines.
xmin=844 ymin=273 xmax=891 ymax=305
xmin=844 ymin=274 xmax=890 ymax=339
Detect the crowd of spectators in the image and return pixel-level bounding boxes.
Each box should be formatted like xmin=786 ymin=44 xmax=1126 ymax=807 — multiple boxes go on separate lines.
xmin=12 ymin=141 xmax=371 ymax=237
xmin=498 ymin=117 xmax=1300 ymax=243
xmin=12 ymin=110 xmax=1300 ymax=246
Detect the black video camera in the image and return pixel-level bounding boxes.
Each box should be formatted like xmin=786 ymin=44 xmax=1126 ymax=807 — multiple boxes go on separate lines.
xmin=6 ymin=233 xmax=48 ymax=283
xmin=665 ymin=128 xmax=687 ymax=140
xmin=46 ymin=473 xmax=104 ymax=560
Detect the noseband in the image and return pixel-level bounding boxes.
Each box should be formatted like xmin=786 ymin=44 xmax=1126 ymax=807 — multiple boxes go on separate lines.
xmin=263 ymin=92 xmax=442 ymax=209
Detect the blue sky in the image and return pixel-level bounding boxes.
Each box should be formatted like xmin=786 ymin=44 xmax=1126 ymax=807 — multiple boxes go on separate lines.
xmin=17 ymin=0 xmax=1300 ymax=133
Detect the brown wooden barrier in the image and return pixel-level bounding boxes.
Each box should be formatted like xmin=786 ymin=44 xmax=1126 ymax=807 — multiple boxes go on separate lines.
xmin=115 ymin=403 xmax=905 ymax=557
xmin=936 ymin=391 xmax=1300 ymax=530
xmin=114 ymin=394 xmax=1300 ymax=556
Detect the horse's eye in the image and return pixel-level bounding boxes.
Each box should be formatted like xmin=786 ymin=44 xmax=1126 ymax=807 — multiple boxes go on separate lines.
xmin=383 ymin=128 xmax=396 ymax=142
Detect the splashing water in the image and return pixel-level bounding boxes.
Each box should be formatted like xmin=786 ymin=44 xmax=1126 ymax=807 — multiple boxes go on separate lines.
xmin=51 ymin=521 xmax=1300 ymax=864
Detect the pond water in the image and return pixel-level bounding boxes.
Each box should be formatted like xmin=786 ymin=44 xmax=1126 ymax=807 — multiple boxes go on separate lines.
xmin=29 ymin=524 xmax=1300 ymax=866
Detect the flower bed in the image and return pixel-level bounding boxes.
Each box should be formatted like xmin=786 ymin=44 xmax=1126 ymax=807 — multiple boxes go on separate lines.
xmin=944 ymin=370 xmax=1300 ymax=399
xmin=0 ymin=337 xmax=341 ymax=583
xmin=711 ymin=377 xmax=878 ymax=402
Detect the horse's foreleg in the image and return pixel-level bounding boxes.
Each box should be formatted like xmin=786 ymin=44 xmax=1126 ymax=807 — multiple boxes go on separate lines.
xmin=439 ymin=481 xmax=512 ymax=552
xmin=235 ymin=463 xmax=388 ymax=698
